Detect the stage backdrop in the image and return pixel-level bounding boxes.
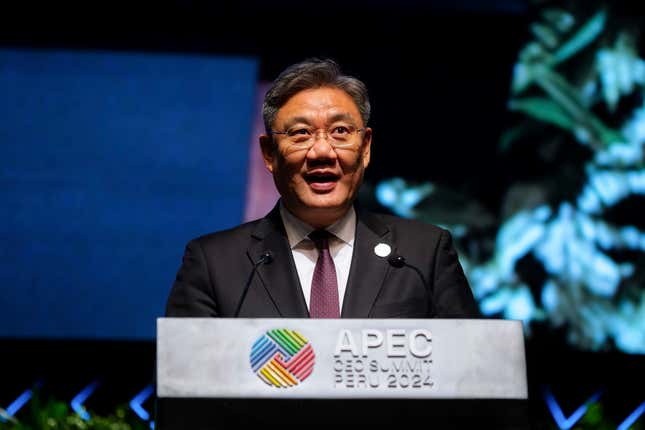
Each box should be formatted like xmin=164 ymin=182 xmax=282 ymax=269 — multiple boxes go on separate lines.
xmin=0 ymin=49 xmax=258 ymax=339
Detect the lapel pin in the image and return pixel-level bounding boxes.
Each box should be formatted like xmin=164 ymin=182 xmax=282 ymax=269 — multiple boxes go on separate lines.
xmin=374 ymin=243 xmax=392 ymax=258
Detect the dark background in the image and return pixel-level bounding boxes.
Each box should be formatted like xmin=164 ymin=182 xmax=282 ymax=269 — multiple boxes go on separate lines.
xmin=1 ymin=0 xmax=529 ymax=210
xmin=2 ymin=1 xmax=644 ymax=428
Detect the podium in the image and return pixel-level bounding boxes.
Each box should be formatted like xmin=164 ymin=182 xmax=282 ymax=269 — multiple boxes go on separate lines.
xmin=156 ymin=318 xmax=528 ymax=429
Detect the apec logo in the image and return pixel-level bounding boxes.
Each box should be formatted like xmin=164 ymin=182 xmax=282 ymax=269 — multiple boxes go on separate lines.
xmin=250 ymin=329 xmax=316 ymax=388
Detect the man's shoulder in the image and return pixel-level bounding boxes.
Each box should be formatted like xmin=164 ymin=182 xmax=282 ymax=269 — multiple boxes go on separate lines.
xmin=188 ymin=218 xmax=264 ymax=249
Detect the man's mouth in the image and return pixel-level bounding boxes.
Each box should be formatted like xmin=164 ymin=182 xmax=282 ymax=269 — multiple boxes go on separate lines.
xmin=303 ymin=171 xmax=340 ymax=191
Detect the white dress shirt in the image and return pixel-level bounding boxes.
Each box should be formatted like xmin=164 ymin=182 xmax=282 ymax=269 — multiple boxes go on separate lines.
xmin=279 ymin=203 xmax=356 ymax=312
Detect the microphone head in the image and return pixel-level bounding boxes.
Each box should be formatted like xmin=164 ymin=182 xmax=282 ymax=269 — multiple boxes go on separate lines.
xmin=388 ymin=254 xmax=406 ymax=268
xmin=261 ymin=250 xmax=274 ymax=264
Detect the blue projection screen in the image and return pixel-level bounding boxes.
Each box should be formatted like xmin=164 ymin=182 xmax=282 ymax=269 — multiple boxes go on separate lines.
xmin=0 ymin=49 xmax=258 ymax=340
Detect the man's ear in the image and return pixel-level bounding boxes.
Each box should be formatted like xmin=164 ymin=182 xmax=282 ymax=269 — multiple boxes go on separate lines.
xmin=259 ymin=134 xmax=276 ymax=173
xmin=361 ymin=127 xmax=372 ymax=168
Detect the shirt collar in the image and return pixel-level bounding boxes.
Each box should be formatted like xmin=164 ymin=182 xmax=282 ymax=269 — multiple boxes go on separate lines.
xmin=279 ymin=201 xmax=356 ymax=249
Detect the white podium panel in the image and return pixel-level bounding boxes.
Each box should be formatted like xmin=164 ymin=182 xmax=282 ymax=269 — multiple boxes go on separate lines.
xmin=157 ymin=318 xmax=526 ymax=400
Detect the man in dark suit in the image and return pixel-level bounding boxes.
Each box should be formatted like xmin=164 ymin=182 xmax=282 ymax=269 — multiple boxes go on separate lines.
xmin=166 ymin=58 xmax=479 ymax=319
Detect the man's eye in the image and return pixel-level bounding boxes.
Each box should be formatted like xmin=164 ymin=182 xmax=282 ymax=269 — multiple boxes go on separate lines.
xmin=331 ymin=126 xmax=350 ymax=135
xmin=288 ymin=128 xmax=311 ymax=136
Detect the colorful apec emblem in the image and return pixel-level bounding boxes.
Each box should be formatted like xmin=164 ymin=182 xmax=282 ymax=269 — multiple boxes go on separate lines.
xmin=250 ymin=329 xmax=315 ymax=388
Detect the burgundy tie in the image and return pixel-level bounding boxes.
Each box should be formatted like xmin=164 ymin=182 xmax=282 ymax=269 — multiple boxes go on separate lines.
xmin=309 ymin=230 xmax=340 ymax=318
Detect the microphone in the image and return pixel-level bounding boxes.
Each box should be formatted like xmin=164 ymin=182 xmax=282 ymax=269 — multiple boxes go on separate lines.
xmin=234 ymin=251 xmax=274 ymax=317
xmin=387 ymin=254 xmax=436 ymax=317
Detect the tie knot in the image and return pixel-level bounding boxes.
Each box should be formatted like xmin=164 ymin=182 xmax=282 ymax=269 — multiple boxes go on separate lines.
xmin=309 ymin=229 xmax=332 ymax=250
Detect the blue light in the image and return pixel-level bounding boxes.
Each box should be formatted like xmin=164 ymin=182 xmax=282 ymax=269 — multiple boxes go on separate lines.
xmin=375 ymin=181 xmax=398 ymax=206
xmin=470 ymin=265 xmax=504 ymax=300
xmin=577 ymin=186 xmax=602 ymax=214
xmin=594 ymin=221 xmax=614 ymax=250
xmin=0 ymin=409 xmax=12 ymax=423
xmin=6 ymin=389 xmax=32 ymax=417
xmin=623 ymin=105 xmax=645 ymax=143
xmin=505 ymin=287 xmax=536 ymax=322
xmin=534 ymin=226 xmax=564 ymax=275
xmin=371 ymin=26 xmax=645 ymax=352
xmin=541 ymin=281 xmax=558 ymax=312
xmin=590 ymin=170 xmax=627 ymax=206
xmin=70 ymin=380 xmax=100 ymax=421
xmin=0 ymin=389 xmax=32 ymax=422
xmin=613 ymin=324 xmax=645 ymax=354
xmin=480 ymin=289 xmax=511 ymax=316
xmin=586 ymin=253 xmax=621 ymax=296
xmin=620 ymin=225 xmax=641 ymax=249
xmin=496 ymin=211 xmax=545 ymax=276
xmin=375 ymin=179 xmax=436 ymax=219
xmin=577 ymin=213 xmax=595 ymax=242
xmin=627 ymin=170 xmax=645 ymax=193
xmin=534 ymin=205 xmax=552 ymax=220
xmin=574 ymin=126 xmax=592 ymax=144
xmin=512 ymin=63 xmax=530 ymax=93
xmin=543 ymin=387 xmax=603 ymax=429
xmin=618 ymin=400 xmax=645 ymax=430
xmin=595 ymin=143 xmax=643 ymax=166
xmin=130 ymin=384 xmax=154 ymax=422
xmin=610 ymin=299 xmax=645 ymax=354
xmin=401 ymin=189 xmax=421 ymax=207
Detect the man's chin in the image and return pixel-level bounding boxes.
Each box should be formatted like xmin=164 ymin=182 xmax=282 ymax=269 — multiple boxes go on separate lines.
xmin=289 ymin=194 xmax=351 ymax=214
xmin=300 ymin=193 xmax=348 ymax=210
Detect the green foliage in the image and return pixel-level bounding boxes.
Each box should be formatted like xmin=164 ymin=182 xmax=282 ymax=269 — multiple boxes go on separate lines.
xmin=550 ymin=10 xmax=606 ymax=66
xmin=574 ymin=402 xmax=616 ymax=430
xmin=509 ymin=96 xmax=574 ymax=130
xmin=507 ymin=3 xmax=626 ymax=151
xmin=0 ymin=392 xmax=150 ymax=430
xmin=378 ymin=0 xmax=645 ymax=355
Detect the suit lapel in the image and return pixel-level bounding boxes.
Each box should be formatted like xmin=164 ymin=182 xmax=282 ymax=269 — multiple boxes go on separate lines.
xmin=248 ymin=205 xmax=309 ymax=318
xmin=341 ymin=210 xmax=393 ymax=318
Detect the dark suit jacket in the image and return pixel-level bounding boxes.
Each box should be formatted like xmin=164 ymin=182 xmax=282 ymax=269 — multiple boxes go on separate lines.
xmin=166 ymin=204 xmax=479 ymax=318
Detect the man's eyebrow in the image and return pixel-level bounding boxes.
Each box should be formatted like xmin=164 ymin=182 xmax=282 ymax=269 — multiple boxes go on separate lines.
xmin=281 ymin=116 xmax=312 ymax=130
xmin=280 ymin=113 xmax=359 ymax=130
xmin=328 ymin=113 xmax=358 ymax=125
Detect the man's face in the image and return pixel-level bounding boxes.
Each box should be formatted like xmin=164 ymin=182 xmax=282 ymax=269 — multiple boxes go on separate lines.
xmin=260 ymin=87 xmax=372 ymax=227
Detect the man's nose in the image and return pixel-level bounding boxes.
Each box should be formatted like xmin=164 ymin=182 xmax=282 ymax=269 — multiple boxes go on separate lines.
xmin=307 ymin=131 xmax=336 ymax=158
xmin=312 ymin=128 xmax=331 ymax=142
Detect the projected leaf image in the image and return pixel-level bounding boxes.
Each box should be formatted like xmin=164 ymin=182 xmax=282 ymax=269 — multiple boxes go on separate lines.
xmin=376 ymin=2 xmax=645 ymax=353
